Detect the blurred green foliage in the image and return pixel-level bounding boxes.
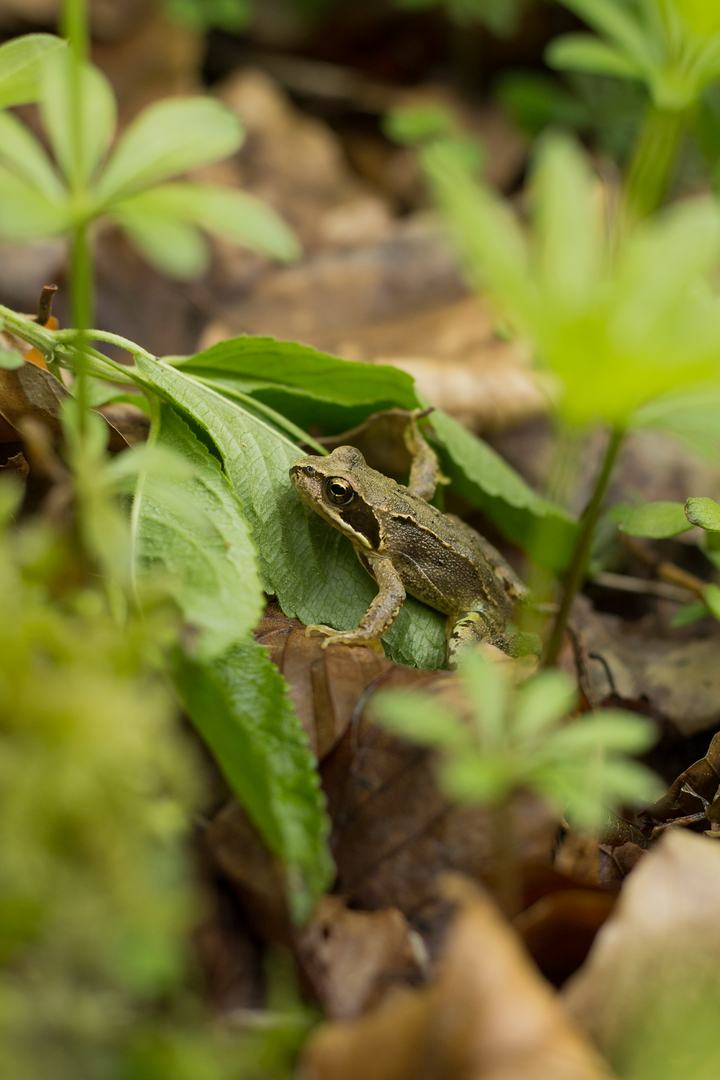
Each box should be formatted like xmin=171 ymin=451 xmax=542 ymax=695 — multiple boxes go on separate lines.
xmin=422 ymin=132 xmax=720 ymax=426
xmin=0 ymin=48 xmax=297 ymax=279
xmin=374 ymin=653 xmax=660 ymax=828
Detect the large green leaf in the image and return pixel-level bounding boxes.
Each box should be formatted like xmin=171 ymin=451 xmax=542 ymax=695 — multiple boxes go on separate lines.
xmin=0 ymin=111 xmax=64 ymax=199
xmin=173 ymin=640 xmax=333 ymax=924
xmin=40 ymin=50 xmax=116 ymax=188
xmin=176 ymin=335 xmax=576 ymax=569
xmin=132 ymin=403 xmax=264 ymax=659
xmin=176 ymin=334 xmax=420 ymax=413
xmin=427 ymin=408 xmax=578 ymax=572
xmin=97 ymin=98 xmax=243 ymax=204
xmin=0 ymin=34 xmax=65 ymax=110
xmin=135 ymin=354 xmax=446 ymax=668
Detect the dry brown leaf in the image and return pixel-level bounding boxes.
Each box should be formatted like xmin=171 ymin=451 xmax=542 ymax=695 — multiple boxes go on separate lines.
xmin=563 ymin=830 xmax=720 ymax=1080
xmin=563 ymin=595 xmax=720 ymax=737
xmin=302 ymin=878 xmax=616 ymax=1080
xmin=0 ymin=360 xmax=129 ymax=451
xmin=644 ymin=731 xmax=720 ymax=828
xmin=296 ymin=895 xmax=425 ymax=1019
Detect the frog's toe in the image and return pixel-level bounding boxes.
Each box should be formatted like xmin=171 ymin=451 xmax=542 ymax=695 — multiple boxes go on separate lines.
xmin=304 ymin=623 xmax=337 ymax=639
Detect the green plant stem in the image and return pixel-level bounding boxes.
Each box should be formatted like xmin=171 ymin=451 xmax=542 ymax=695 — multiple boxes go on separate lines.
xmin=199 ymin=376 xmax=327 ymax=454
xmin=622 ymin=103 xmax=687 ymax=223
xmin=544 ymin=425 xmax=625 ymax=667
xmin=492 ymin=796 xmax=521 ymax=919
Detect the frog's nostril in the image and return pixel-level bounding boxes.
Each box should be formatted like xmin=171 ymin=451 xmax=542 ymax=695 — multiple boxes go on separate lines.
xmin=303 ymin=465 xmax=316 ymax=476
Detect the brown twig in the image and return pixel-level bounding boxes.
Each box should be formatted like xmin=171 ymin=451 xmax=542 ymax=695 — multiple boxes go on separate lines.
xmin=37 ymin=284 xmax=58 ymax=327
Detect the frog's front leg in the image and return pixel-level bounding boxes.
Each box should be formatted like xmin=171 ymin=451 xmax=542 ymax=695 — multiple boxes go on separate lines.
xmin=310 ymin=552 xmax=406 ymax=651
xmin=447 ymin=608 xmax=541 ymax=668
xmin=404 ymin=412 xmax=449 ymax=501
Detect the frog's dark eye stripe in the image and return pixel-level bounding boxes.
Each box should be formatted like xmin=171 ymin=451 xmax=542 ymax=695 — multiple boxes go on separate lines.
xmin=325 ymin=476 xmax=355 ymax=507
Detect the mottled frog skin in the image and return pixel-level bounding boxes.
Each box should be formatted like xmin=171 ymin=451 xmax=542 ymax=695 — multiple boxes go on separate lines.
xmin=290 ymin=417 xmax=531 ymax=665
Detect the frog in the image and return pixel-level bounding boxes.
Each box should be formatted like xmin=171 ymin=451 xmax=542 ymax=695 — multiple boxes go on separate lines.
xmin=289 ymin=411 xmax=537 ymax=667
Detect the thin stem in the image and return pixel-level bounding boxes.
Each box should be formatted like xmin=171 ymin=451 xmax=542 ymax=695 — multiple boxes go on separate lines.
xmin=543 ymin=425 xmax=625 ymax=667
xmin=491 ymin=797 xmax=521 ymax=919
xmin=622 ymin=103 xmax=686 ymax=224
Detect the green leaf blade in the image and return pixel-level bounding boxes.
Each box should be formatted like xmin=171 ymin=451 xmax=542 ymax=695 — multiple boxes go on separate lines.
xmin=428 ymin=408 xmax=578 ymax=571
xmin=40 ymin=51 xmax=116 ymax=188
xmin=97 ymin=97 xmax=243 ymax=203
xmin=132 ymin=403 xmax=265 ymax=660
xmin=151 ymin=182 xmax=299 ymax=262
xmin=0 ymin=34 xmax=65 ymax=110
xmin=0 ymin=167 xmax=68 ymax=240
xmin=173 ymin=641 xmax=333 ymax=924
xmin=546 ymin=33 xmax=643 ymax=78
xmin=110 ymin=197 xmax=209 ymax=279
xmin=685 ymin=496 xmax=720 ymax=532
xmin=135 ymin=355 xmax=446 ymax=669
xmin=619 ymin=500 xmax=692 ymax=539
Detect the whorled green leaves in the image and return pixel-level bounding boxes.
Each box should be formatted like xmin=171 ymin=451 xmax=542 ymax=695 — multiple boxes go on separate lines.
xmin=0 ymin=51 xmax=297 ymax=278
xmin=422 ymin=132 xmax=720 ymax=427
xmin=173 ymin=641 xmax=333 ymax=924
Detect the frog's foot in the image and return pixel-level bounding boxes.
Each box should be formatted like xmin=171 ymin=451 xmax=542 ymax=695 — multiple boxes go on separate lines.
xmin=304 ymin=624 xmax=385 ymax=656
xmin=447 ymin=610 xmax=541 ymax=669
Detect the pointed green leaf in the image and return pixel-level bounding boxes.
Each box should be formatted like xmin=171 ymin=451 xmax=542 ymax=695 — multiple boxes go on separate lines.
xmin=670 ymin=600 xmax=708 ymax=628
xmin=134 ymin=355 xmax=446 ymax=668
xmin=460 ymin=652 xmax=508 ymax=747
xmin=422 ymin=139 xmax=533 ymax=318
xmin=176 ymin=334 xmax=420 ymax=412
xmin=685 ymin=496 xmax=720 ymax=532
xmin=631 ymin=386 xmax=720 ymax=462
xmin=546 ymin=33 xmax=643 ymax=78
xmin=173 ymin=641 xmax=333 ymax=924
xmin=132 ymin=403 xmax=264 ymax=659
xmin=532 ymin=133 xmax=604 ymax=312
xmin=0 ymin=167 xmax=68 ymax=240
xmin=620 ymin=501 xmax=693 ymax=539
xmin=372 ymin=692 xmax=472 ymax=752
xmin=703 ymin=583 xmax=720 ymax=621
xmin=148 ymin=182 xmax=299 ymax=261
xmin=558 ymin=0 xmax=657 ymax=72
xmin=514 ymin=670 xmax=576 ymax=739
xmin=110 ymin=195 xmax=209 ymax=279
xmin=0 ymin=111 xmax=64 ymax=199
xmin=97 ymin=97 xmax=243 ymax=203
xmin=0 ymin=33 xmax=65 ymax=110
xmin=427 ymin=407 xmax=578 ymax=572
xmin=40 ymin=51 xmax=116 ymax=187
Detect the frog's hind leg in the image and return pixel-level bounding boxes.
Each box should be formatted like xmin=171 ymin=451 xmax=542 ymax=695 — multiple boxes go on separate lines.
xmin=404 ymin=412 xmax=450 ymax=501
xmin=447 ymin=609 xmax=541 ymax=668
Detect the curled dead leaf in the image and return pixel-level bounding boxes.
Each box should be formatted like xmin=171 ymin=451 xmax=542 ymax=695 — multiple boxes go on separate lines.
xmin=301 ymin=877 xmax=616 ymax=1080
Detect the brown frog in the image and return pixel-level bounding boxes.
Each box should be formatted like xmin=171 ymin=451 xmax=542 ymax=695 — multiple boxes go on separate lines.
xmin=290 ymin=414 xmax=534 ymax=666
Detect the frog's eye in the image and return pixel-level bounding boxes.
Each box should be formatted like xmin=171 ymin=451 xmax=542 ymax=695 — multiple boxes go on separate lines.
xmin=325 ymin=476 xmax=355 ymax=506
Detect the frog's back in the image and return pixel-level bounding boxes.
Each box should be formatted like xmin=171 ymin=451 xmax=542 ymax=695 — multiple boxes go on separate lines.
xmin=382 ymin=485 xmax=516 ymax=622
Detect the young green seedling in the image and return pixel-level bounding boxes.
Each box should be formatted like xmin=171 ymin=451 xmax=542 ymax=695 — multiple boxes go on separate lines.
xmin=549 ymin=0 xmax=720 ymax=218
xmin=373 ymin=653 xmax=660 ymax=914
xmin=620 ymin=495 xmax=720 ymax=627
